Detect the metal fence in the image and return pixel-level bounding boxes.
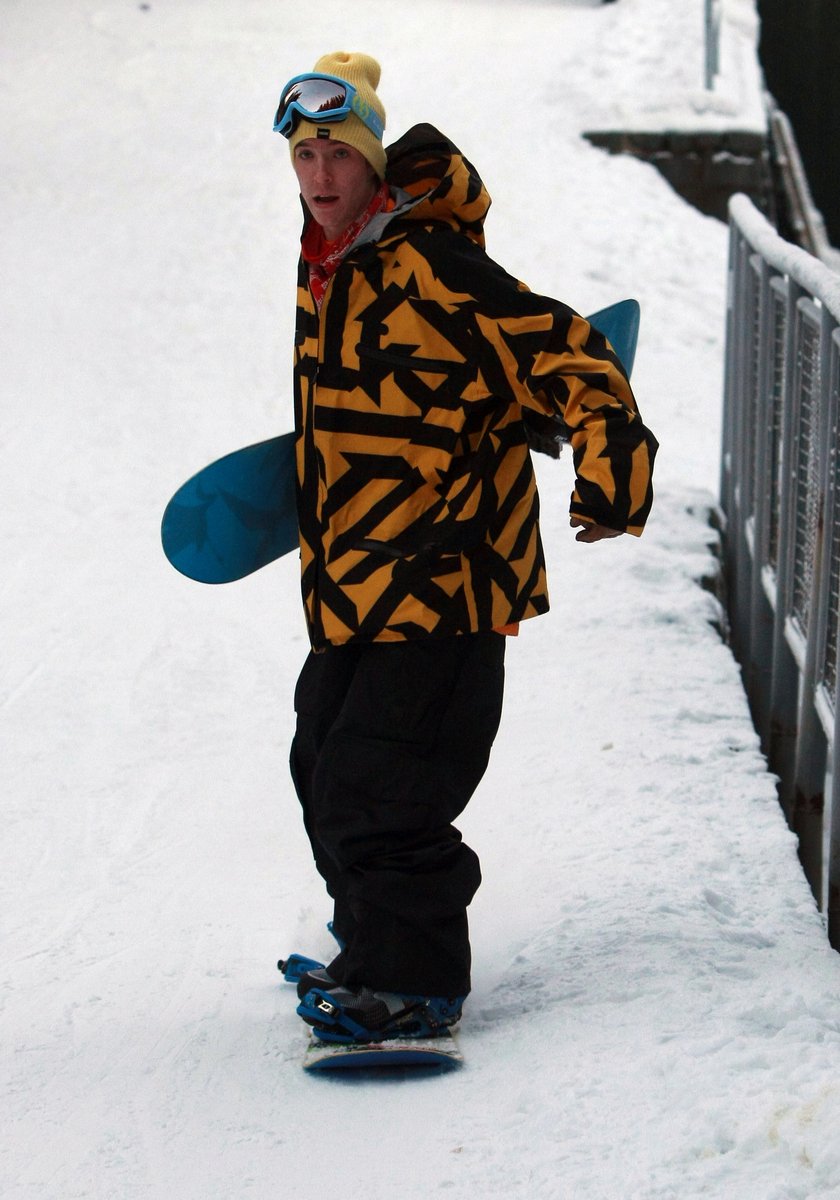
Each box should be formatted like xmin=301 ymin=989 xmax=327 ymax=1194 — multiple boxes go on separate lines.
xmin=704 ymin=0 xmax=721 ymax=90
xmin=721 ymin=193 xmax=840 ymax=948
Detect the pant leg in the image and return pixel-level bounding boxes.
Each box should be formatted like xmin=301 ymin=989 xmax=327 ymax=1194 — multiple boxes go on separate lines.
xmin=290 ymin=646 xmax=361 ymax=964
xmin=300 ymin=632 xmax=506 ymax=997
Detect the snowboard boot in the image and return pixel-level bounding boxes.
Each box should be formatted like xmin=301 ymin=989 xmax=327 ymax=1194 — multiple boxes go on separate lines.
xmin=278 ymin=924 xmax=347 ymax=996
xmin=277 ymin=954 xmax=342 ymax=998
xmin=295 ymin=965 xmax=338 ymax=999
xmin=297 ymin=985 xmax=465 ymax=1044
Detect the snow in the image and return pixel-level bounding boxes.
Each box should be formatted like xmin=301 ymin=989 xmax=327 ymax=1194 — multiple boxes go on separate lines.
xmin=729 ymin=194 xmax=840 ymax=321
xmin=3 ymin=2 xmax=840 ymax=1198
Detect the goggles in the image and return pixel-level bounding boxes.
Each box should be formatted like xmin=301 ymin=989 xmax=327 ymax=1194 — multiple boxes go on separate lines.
xmin=273 ymin=73 xmax=385 ymax=141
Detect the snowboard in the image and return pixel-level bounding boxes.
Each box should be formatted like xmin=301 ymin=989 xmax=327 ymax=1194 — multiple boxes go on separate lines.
xmin=279 ymin=945 xmax=463 ymax=1073
xmin=161 ymin=299 xmax=640 ymax=585
xmin=303 ymin=1029 xmax=463 ymax=1073
xmin=161 ymin=431 xmax=297 ymax=584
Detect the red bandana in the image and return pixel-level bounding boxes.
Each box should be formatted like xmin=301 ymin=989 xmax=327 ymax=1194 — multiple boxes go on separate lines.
xmin=302 ymin=182 xmax=393 ymax=310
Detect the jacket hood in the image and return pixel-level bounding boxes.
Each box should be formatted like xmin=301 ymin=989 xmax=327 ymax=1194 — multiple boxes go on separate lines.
xmin=385 ymin=123 xmax=491 ymax=248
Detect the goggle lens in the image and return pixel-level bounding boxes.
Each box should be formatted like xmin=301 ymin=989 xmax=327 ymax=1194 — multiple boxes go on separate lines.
xmin=278 ymin=78 xmax=349 ymax=123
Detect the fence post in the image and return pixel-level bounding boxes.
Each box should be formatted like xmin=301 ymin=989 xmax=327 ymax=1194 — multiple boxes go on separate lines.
xmin=726 ymin=238 xmax=757 ymax=665
xmin=766 ymin=276 xmax=805 ymax=819
xmin=704 ymin=0 xmax=720 ymax=91
xmin=822 ymin=325 xmax=840 ymax=944
xmin=743 ymin=257 xmax=780 ymax=747
xmin=830 ymin=678 xmax=840 ymax=947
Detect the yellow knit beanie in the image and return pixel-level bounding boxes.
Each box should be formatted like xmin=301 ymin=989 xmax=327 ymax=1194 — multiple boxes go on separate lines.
xmin=287 ymin=52 xmax=387 ymax=179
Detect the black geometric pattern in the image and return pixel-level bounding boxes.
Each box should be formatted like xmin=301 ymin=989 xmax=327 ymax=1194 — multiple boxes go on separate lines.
xmin=292 ymin=125 xmax=658 ymax=648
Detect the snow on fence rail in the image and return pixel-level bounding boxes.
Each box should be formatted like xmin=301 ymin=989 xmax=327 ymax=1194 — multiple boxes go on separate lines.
xmin=721 ymin=193 xmax=840 ymax=949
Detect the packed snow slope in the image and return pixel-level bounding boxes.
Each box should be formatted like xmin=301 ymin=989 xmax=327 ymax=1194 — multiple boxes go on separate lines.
xmin=3 ymin=2 xmax=840 ymax=1198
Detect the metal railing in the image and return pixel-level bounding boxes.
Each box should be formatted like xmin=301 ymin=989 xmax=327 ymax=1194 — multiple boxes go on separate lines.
xmin=721 ymin=194 xmax=840 ymax=947
xmin=704 ymin=0 xmax=721 ymax=90
xmin=766 ymin=101 xmax=840 ymax=270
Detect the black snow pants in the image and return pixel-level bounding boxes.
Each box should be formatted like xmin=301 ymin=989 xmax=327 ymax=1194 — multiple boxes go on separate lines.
xmin=289 ymin=632 xmax=506 ymax=997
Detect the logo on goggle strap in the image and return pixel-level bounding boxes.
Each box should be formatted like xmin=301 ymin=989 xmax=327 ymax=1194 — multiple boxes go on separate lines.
xmin=351 ymin=95 xmax=371 ymax=121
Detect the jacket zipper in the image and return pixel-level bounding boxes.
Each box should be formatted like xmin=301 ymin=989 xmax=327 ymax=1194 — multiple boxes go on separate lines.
xmin=355 ymin=344 xmax=460 ymax=375
xmin=306 ymin=273 xmax=331 ymax=644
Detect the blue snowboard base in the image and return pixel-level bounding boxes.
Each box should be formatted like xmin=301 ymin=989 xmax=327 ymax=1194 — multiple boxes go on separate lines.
xmin=161 ymin=432 xmax=297 ymax=584
xmin=303 ymin=1029 xmax=463 ymax=1072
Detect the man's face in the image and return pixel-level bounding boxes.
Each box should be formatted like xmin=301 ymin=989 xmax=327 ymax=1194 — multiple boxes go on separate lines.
xmin=292 ymin=137 xmax=378 ymax=241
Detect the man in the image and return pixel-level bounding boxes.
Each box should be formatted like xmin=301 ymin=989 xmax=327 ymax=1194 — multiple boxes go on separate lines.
xmin=275 ymin=52 xmax=657 ymax=1044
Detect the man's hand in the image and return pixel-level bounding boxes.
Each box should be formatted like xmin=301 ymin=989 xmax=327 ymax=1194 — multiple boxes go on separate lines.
xmin=570 ymin=518 xmax=625 ymax=543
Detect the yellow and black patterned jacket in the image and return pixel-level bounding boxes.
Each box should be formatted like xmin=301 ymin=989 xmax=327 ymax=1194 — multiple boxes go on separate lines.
xmin=293 ymin=124 xmax=657 ymax=649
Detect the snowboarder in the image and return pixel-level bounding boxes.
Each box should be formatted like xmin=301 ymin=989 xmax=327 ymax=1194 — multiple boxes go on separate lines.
xmin=275 ymin=51 xmax=658 ymax=1044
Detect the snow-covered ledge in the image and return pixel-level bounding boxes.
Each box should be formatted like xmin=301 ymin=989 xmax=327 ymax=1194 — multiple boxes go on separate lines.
xmin=582 ymin=0 xmax=766 ymax=136
xmin=582 ymin=0 xmax=771 ymax=222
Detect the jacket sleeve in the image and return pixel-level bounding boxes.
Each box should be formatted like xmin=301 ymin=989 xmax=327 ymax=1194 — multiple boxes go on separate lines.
xmin=423 ymin=229 xmax=659 ymax=536
xmin=504 ymin=302 xmax=658 ymax=536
